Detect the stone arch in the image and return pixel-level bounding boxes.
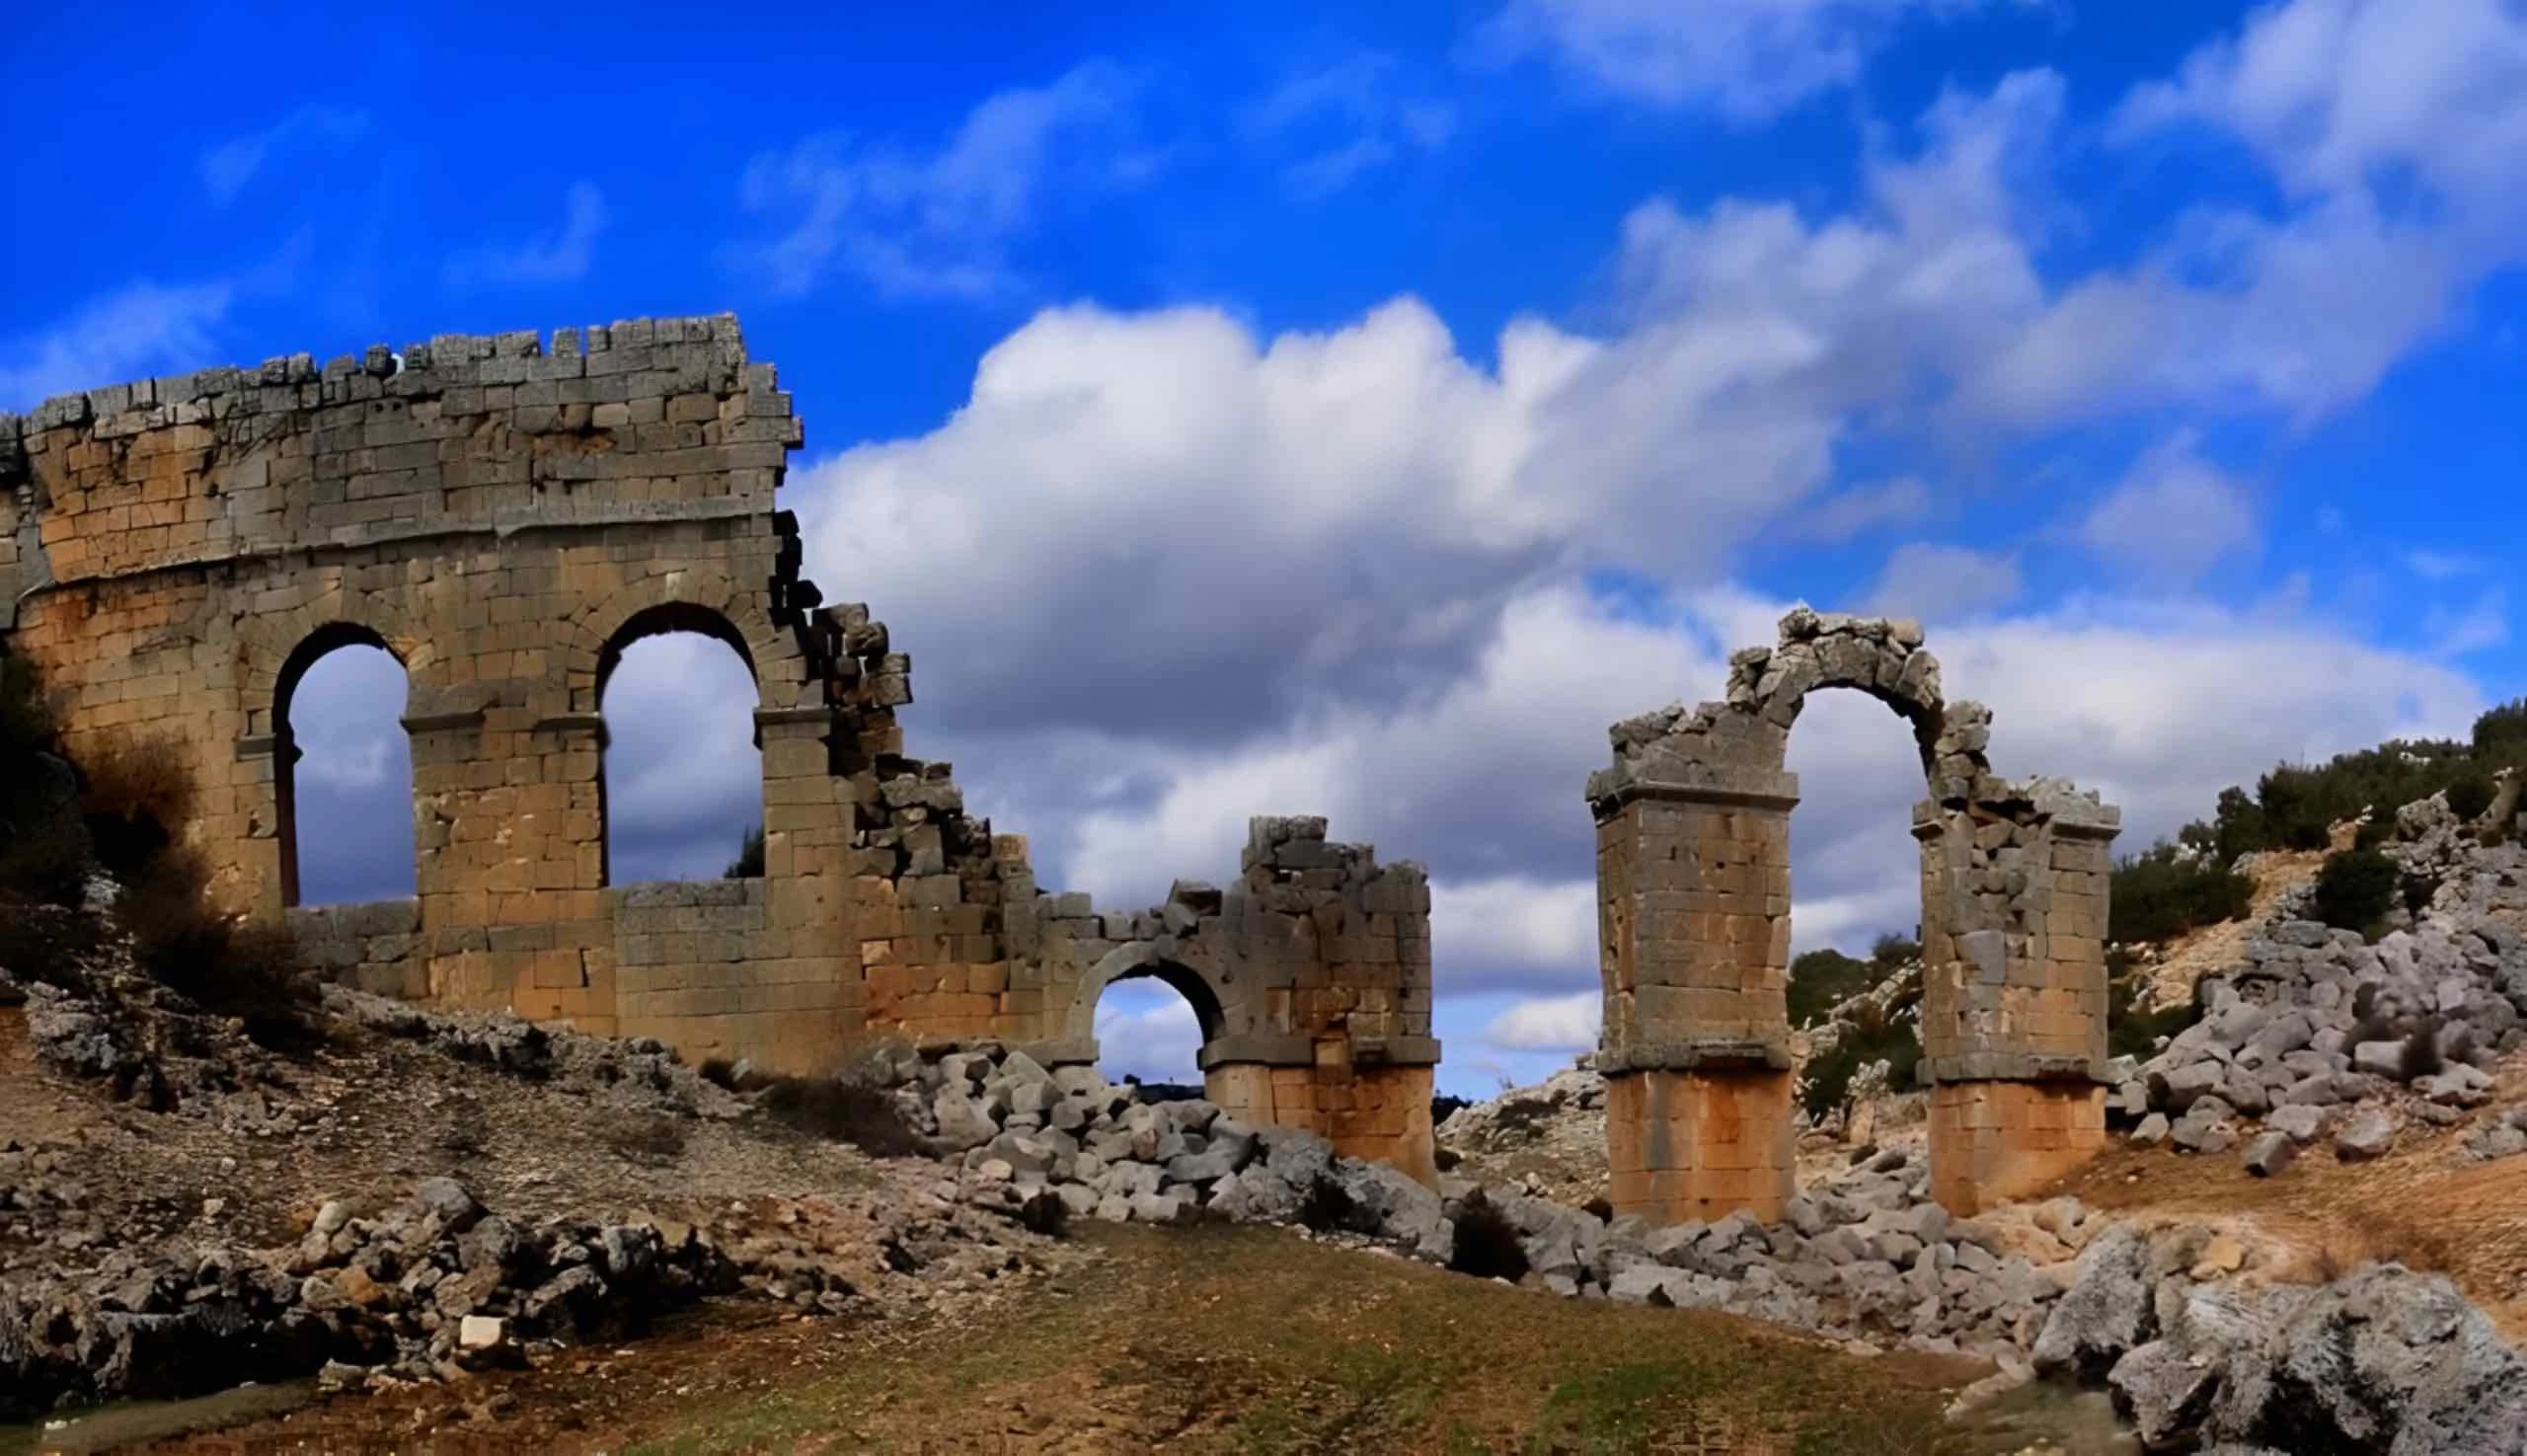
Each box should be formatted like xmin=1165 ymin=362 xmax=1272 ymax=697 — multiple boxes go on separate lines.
xmin=589 ymin=597 xmax=771 ymax=887
xmin=268 ymin=621 xmax=417 ymax=909
xmin=1060 ymin=940 xmax=1239 ymax=1058
xmin=566 ymin=573 xmax=799 ymax=715
xmin=239 ymin=604 xmax=430 ymax=739
xmin=1587 ymin=606 xmax=2119 ymax=1224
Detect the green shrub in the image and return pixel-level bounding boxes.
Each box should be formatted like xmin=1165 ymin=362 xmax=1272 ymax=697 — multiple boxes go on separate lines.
xmin=2108 ymin=844 xmax=2257 ymax=946
xmin=2311 ymin=847 xmax=2398 ymax=934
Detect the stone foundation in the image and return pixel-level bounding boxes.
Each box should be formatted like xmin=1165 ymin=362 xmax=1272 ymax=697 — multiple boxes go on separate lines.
xmin=1604 ymin=1067 xmax=1795 ymax=1223
xmin=1207 ymin=1060 xmax=1437 ymax=1186
xmin=1925 ymin=1081 xmax=2108 ymax=1214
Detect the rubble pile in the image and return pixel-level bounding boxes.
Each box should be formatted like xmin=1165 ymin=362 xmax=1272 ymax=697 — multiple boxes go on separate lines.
xmin=2115 ymin=836 xmax=2527 ymax=1167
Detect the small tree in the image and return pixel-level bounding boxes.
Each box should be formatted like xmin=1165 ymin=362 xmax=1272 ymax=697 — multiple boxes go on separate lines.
xmin=2311 ymin=846 xmax=2398 ymax=934
xmin=725 ymin=823 xmax=765 ymax=879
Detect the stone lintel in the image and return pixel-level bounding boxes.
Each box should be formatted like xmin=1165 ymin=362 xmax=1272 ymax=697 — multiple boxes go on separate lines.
xmin=405 ymin=708 xmax=490 ymax=735
xmin=234 ymin=733 xmax=276 ymax=760
xmin=1598 ymin=1038 xmax=1793 ymax=1074
xmin=1195 ymin=1033 xmax=1317 ymax=1070
xmin=752 ymin=705 xmax=838 ymax=729
xmin=1924 ymin=1051 xmax=2106 ymax=1085
xmin=1590 ymin=773 xmax=1800 ymax=820
xmin=524 ymin=712 xmax=601 ymax=738
xmin=1348 ymin=1034 xmax=1443 ymax=1068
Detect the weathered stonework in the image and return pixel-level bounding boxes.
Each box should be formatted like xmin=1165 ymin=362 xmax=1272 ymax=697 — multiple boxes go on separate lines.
xmin=1587 ymin=608 xmax=2119 ymax=1219
xmin=0 ymin=317 xmax=1437 ymax=1179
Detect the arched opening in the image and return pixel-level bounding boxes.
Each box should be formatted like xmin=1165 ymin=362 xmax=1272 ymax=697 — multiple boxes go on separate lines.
xmin=1092 ymin=959 xmax=1223 ymax=1095
xmin=275 ymin=624 xmax=415 ymax=907
xmin=596 ymin=605 xmax=762 ymax=885
xmin=1783 ymin=687 xmax=1929 ymax=1123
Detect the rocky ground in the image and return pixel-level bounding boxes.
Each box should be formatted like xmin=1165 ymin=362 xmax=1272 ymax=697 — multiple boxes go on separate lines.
xmin=12 ymin=807 xmax=2527 ymax=1451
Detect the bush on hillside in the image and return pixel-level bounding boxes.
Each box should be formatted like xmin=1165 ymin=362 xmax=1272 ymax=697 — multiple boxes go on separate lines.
xmin=1787 ymin=934 xmax=1920 ymax=1029
xmin=2175 ymin=699 xmax=2527 ymax=864
xmin=2109 ymin=843 xmax=2257 ymax=946
xmin=2311 ymin=847 xmax=2399 ymax=935
xmin=2477 ymin=698 xmax=2527 ymax=757
xmin=2446 ymin=771 xmax=2497 ymax=824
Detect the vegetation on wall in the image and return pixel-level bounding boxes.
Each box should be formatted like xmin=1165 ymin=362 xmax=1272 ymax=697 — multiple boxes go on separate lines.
xmin=0 ymin=651 xmax=313 ymax=1046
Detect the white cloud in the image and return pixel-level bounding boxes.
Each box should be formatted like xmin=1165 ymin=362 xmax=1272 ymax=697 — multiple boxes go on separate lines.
xmin=0 ymin=280 xmax=235 ymax=411
xmin=1471 ymin=0 xmax=2027 ymax=123
xmin=199 ymin=106 xmax=369 ymax=205
xmin=1241 ymin=52 xmax=1455 ymax=198
xmin=731 ymin=62 xmax=1158 ymax=299
xmin=2077 ymin=430 xmax=2259 ymax=584
xmin=1864 ymin=541 xmax=2024 ymax=620
xmin=2406 ymin=548 xmax=2486 ymax=580
xmin=2425 ymin=587 xmax=2509 ymax=658
xmin=1482 ymin=992 xmax=1599 ymax=1051
xmin=1792 ymin=477 xmax=1932 ymax=543
xmin=1974 ymin=0 xmax=2527 ymax=427
xmin=444 ymin=182 xmax=609 ymax=287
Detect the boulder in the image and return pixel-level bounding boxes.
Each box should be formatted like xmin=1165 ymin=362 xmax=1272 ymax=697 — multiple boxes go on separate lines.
xmin=2242 ymin=1131 xmax=2295 ymax=1178
xmin=2335 ymin=1108 xmax=2397 ymax=1162
xmin=2030 ymin=1225 xmax=2154 ymax=1382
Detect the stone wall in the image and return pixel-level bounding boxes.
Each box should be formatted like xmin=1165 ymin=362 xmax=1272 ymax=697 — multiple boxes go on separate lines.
xmin=1586 ymin=609 xmax=2118 ymax=1219
xmin=0 ymin=317 xmax=1438 ymax=1179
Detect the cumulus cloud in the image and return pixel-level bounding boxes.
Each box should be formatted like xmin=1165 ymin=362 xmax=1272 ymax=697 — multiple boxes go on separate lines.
xmin=1240 ymin=51 xmax=1455 ymax=198
xmin=1791 ymin=477 xmax=1932 ymax=543
xmin=1864 ymin=541 xmax=2024 ymax=620
xmin=0 ymin=280 xmax=234 ymax=411
xmin=1470 ymin=0 xmax=2029 ymax=123
xmin=730 ymin=61 xmax=1163 ymax=299
xmin=444 ymin=183 xmax=609 ymax=287
xmin=2077 ymin=431 xmax=2259 ymax=585
xmin=1970 ymin=0 xmax=2527 ymax=427
xmin=199 ymin=106 xmax=369 ymax=205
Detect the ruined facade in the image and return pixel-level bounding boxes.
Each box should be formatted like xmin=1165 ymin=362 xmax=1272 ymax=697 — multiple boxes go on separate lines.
xmin=0 ymin=317 xmax=1437 ymax=1182
xmin=1587 ymin=610 xmax=2118 ymax=1219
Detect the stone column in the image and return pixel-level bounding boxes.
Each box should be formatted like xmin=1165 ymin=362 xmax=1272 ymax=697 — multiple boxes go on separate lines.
xmin=1917 ymin=783 xmax=2120 ymax=1214
xmin=1591 ymin=768 xmax=1798 ymax=1224
xmin=1201 ymin=1035 xmax=1443 ymax=1186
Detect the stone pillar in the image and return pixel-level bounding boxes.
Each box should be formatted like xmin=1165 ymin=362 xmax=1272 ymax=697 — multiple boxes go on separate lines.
xmin=1917 ymin=783 xmax=2120 ymax=1214
xmin=1591 ymin=771 xmax=1798 ymax=1224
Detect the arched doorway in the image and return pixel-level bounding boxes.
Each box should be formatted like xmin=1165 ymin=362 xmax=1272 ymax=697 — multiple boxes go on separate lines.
xmin=274 ymin=624 xmax=414 ymax=907
xmin=595 ymin=604 xmax=762 ymax=884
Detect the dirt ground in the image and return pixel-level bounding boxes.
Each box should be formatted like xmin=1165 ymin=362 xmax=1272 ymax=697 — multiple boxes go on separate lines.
xmin=24 ymin=1222 xmax=2127 ymax=1456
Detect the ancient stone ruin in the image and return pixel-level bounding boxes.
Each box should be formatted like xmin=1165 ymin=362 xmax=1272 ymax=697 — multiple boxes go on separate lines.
xmin=1586 ymin=609 xmax=2120 ymax=1218
xmin=0 ymin=316 xmax=1438 ymax=1182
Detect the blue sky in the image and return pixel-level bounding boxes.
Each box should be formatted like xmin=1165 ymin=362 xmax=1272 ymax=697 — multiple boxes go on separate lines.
xmin=8 ymin=0 xmax=2524 ymax=1093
